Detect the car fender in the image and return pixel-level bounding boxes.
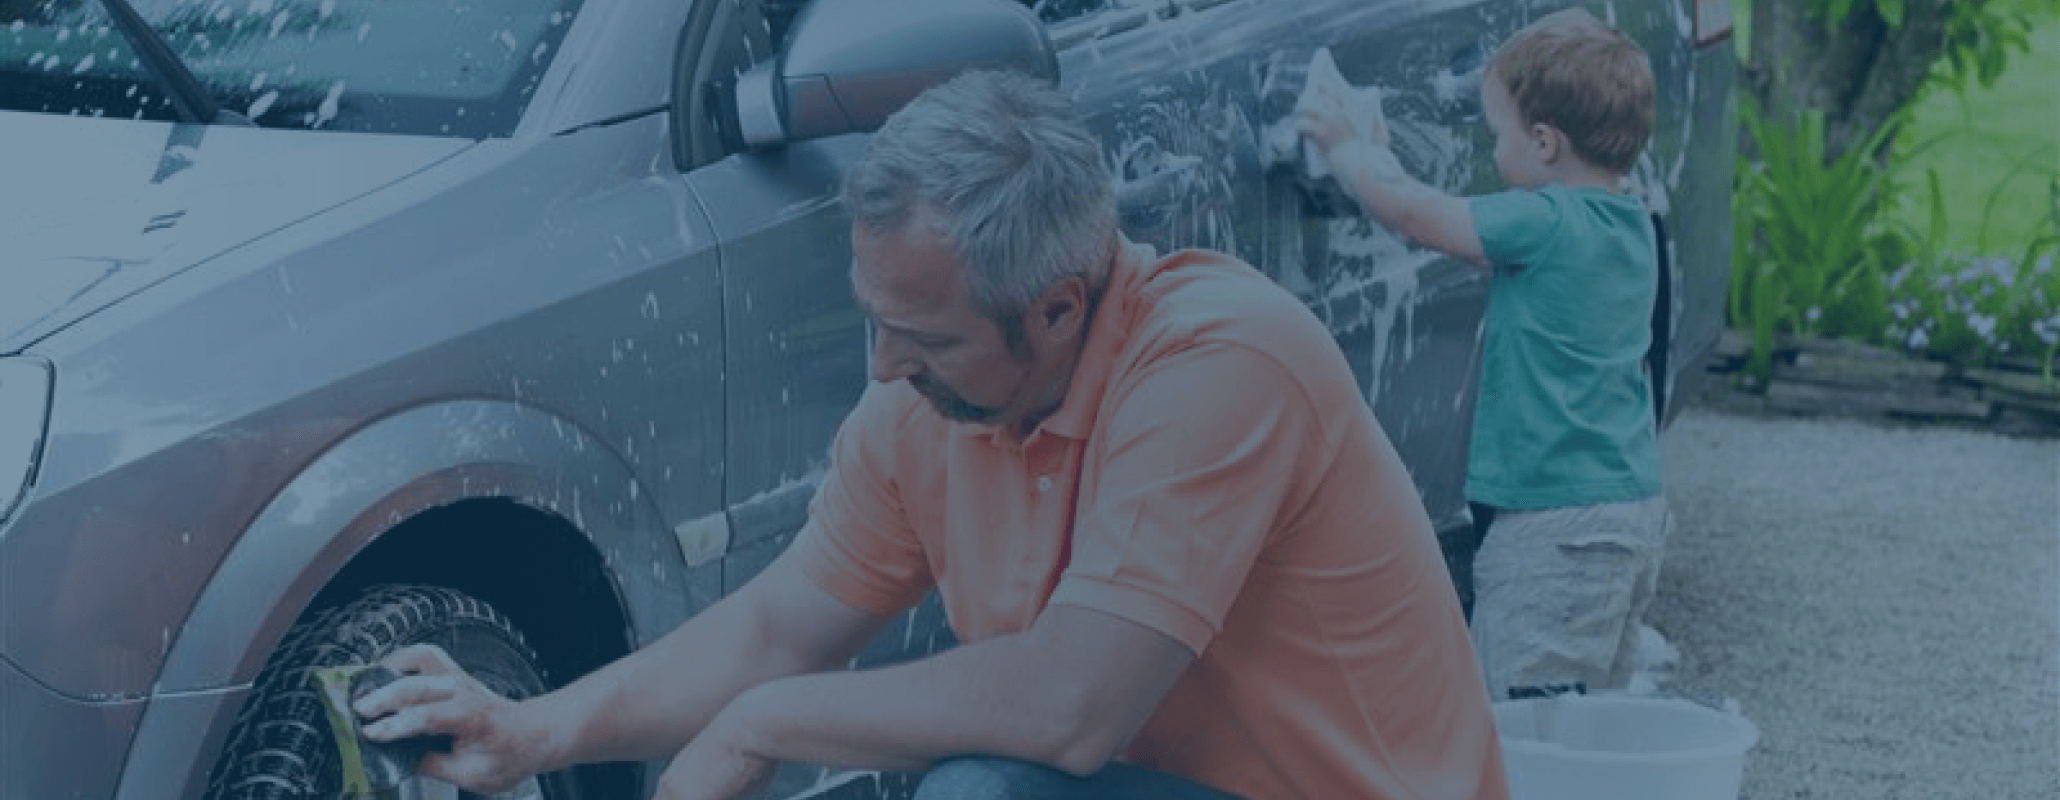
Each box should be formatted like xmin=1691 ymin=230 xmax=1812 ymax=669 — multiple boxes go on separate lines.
xmin=119 ymin=398 xmax=702 ymax=800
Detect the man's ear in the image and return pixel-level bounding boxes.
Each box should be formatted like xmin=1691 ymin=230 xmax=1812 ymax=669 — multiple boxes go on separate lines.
xmin=1033 ymin=276 xmax=1091 ymax=342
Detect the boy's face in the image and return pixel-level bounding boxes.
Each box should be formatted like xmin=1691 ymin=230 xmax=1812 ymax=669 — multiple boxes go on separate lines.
xmin=1483 ymin=76 xmax=1551 ymax=188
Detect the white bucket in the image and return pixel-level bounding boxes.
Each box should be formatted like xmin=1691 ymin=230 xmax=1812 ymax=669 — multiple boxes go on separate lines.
xmin=1492 ymin=695 xmax=1760 ymax=800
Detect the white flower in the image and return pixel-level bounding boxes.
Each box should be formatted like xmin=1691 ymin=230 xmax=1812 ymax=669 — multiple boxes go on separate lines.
xmin=1806 ymin=306 xmax=1822 ymax=323
xmin=1908 ymin=328 xmax=1929 ymax=350
xmin=2035 ymin=321 xmax=2058 ymax=347
xmin=1892 ymin=303 xmax=1909 ymax=321
xmin=1969 ymin=314 xmax=1997 ymax=340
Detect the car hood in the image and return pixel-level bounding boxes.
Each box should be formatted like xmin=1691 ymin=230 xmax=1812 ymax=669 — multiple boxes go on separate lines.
xmin=3 ymin=112 xmax=474 ymax=353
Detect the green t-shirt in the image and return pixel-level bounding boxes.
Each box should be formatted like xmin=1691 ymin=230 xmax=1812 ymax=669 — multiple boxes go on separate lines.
xmin=1465 ymin=184 xmax=1662 ymax=509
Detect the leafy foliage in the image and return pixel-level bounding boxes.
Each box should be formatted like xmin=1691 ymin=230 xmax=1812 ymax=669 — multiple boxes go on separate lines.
xmin=1929 ymin=0 xmax=2047 ymax=97
xmin=1810 ymin=0 xmax=2054 ymax=99
xmin=1730 ymin=101 xmax=1908 ymax=383
xmin=1883 ymin=176 xmax=2060 ymax=380
xmin=1732 ymin=0 xmax=2060 ymax=385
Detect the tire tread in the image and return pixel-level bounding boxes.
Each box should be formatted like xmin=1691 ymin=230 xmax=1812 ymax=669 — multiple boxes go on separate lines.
xmin=203 ymin=585 xmax=543 ymax=800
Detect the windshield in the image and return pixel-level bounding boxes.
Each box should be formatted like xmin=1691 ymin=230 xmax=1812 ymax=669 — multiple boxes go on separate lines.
xmin=1 ymin=0 xmax=583 ymax=137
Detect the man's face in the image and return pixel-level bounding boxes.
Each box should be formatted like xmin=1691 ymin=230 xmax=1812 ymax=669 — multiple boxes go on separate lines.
xmin=851 ymin=219 xmax=1066 ymax=429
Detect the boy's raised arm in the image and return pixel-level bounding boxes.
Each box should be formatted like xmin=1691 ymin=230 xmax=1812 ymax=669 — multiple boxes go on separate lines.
xmin=1295 ymin=101 xmax=1489 ymax=272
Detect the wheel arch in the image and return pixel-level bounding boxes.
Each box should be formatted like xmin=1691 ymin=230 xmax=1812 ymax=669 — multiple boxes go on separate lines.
xmin=117 ymin=398 xmax=712 ymax=800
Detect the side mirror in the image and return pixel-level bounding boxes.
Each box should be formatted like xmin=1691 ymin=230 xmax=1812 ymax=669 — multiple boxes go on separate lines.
xmin=730 ymin=0 xmax=1059 ymax=148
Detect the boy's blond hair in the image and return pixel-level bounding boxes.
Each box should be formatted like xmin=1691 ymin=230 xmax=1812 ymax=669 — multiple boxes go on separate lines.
xmin=1488 ymin=8 xmax=1655 ymax=174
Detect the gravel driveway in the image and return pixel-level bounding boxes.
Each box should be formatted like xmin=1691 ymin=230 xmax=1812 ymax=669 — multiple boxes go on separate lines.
xmin=1648 ymin=408 xmax=2059 ymax=799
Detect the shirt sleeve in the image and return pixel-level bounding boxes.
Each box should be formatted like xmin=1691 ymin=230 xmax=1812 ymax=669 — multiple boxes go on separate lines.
xmin=786 ymin=383 xmax=934 ymax=616
xmin=1469 ymin=188 xmax=1564 ymax=270
xmin=1048 ymin=343 xmax=1324 ymax=655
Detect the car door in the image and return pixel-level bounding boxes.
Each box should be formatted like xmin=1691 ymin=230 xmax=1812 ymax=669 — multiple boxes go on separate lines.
xmin=1280 ymin=0 xmax=1525 ymax=604
xmin=1052 ymin=0 xmax=1497 ymax=579
xmin=668 ymin=17 xmax=959 ymax=800
xmin=668 ymin=0 xmax=958 ymax=652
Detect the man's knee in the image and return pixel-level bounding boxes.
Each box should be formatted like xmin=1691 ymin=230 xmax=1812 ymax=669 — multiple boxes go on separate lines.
xmin=912 ymin=756 xmax=1069 ymax=800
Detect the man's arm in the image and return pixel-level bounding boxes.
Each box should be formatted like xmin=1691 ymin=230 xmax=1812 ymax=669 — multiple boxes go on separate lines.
xmin=664 ymin=344 xmax=1314 ymax=800
xmin=699 ymin=602 xmax=1194 ymax=777
xmin=355 ymin=552 xmax=891 ymax=791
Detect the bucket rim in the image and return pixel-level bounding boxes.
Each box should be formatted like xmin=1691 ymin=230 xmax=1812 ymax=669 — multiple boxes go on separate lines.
xmin=1492 ymin=694 xmax=1762 ymax=764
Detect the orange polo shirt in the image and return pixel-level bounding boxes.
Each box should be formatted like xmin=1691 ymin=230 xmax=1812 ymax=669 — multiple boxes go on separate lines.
xmin=791 ymin=238 xmax=1509 ymax=800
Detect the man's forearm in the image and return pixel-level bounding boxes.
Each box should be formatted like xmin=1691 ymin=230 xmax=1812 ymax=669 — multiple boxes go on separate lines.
xmin=721 ymin=631 xmax=1120 ymax=777
xmin=527 ymin=593 xmax=837 ymax=770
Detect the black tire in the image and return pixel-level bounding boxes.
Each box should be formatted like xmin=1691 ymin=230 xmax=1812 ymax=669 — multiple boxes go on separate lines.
xmin=204 ymin=584 xmax=584 ymax=800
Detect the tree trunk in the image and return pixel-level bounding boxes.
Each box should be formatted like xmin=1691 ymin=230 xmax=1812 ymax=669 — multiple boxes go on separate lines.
xmin=1744 ymin=0 xmax=1975 ymax=163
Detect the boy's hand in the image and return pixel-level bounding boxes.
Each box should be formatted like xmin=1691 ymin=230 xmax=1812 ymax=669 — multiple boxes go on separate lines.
xmin=1295 ymin=78 xmax=1389 ymax=157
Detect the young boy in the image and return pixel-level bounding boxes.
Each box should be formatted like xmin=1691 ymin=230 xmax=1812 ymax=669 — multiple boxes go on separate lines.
xmin=1297 ymin=8 xmax=1669 ymax=700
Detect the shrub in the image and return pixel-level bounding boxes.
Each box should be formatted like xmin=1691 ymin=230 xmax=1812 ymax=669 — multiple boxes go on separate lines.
xmin=1730 ymin=102 xmax=1906 ymax=384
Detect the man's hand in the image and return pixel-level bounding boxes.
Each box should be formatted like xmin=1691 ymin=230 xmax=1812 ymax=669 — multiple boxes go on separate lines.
xmin=352 ymin=644 xmax=558 ymax=794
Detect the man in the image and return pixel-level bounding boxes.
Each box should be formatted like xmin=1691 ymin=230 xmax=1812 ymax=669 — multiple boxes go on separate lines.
xmin=357 ymin=69 xmax=1509 ymax=800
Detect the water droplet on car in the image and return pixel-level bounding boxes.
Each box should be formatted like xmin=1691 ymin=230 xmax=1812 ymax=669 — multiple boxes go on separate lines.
xmin=247 ymin=90 xmax=279 ymax=118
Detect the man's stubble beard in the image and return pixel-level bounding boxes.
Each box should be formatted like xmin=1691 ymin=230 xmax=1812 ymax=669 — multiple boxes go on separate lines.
xmin=909 ymin=372 xmax=1006 ymax=424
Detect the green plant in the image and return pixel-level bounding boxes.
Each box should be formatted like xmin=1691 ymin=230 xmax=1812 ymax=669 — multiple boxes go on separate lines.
xmin=1883 ymin=175 xmax=2060 ymax=380
xmin=1730 ymin=101 xmax=1908 ymax=384
xmin=1814 ymin=0 xmax=2052 ymax=99
xmin=1928 ymin=0 xmax=2047 ymax=99
xmin=1730 ymin=0 xmax=2060 ymax=387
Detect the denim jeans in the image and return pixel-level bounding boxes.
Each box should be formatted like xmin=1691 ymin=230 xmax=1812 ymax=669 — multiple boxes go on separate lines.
xmin=911 ymin=756 xmax=1240 ymax=800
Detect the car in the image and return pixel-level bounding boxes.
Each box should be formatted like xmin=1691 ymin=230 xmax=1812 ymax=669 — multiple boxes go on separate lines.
xmin=0 ymin=0 xmax=1735 ymax=797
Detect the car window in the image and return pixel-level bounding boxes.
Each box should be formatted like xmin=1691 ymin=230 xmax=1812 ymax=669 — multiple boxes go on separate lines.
xmin=1037 ymin=0 xmax=1243 ymax=50
xmin=0 ymin=0 xmax=582 ymax=138
xmin=1032 ymin=0 xmax=1108 ymax=25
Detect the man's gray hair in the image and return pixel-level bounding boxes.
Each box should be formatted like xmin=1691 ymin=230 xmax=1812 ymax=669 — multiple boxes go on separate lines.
xmin=842 ymin=69 xmax=1118 ymax=320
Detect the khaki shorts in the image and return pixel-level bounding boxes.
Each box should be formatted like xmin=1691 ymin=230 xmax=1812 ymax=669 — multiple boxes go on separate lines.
xmin=1470 ymin=495 xmax=1670 ymax=700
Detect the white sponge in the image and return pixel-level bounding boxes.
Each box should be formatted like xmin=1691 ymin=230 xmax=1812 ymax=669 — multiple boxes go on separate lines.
xmin=1262 ymin=47 xmax=1388 ymax=181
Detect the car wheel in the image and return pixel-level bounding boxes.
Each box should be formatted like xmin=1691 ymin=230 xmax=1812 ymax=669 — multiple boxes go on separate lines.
xmin=205 ymin=584 xmax=583 ymax=800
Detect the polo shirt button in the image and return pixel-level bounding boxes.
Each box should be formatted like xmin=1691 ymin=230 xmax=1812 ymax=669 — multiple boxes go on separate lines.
xmin=1036 ymin=475 xmax=1053 ymax=493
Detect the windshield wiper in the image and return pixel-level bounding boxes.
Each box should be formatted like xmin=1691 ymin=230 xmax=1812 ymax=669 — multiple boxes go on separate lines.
xmin=95 ymin=0 xmax=252 ymax=125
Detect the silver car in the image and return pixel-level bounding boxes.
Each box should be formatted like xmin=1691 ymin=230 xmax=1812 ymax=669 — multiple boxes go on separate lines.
xmin=0 ymin=0 xmax=1736 ymax=797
